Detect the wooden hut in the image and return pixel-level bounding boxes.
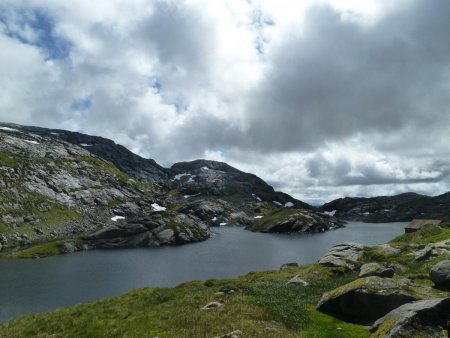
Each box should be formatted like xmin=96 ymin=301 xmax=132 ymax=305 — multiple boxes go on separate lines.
xmin=404 ymin=219 xmax=442 ymax=233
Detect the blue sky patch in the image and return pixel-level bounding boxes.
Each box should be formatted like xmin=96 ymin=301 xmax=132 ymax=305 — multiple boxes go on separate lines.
xmin=70 ymin=96 xmax=92 ymax=112
xmin=0 ymin=7 xmax=71 ymax=60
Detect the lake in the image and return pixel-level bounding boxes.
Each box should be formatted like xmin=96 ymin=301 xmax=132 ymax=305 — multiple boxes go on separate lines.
xmin=0 ymin=221 xmax=405 ymax=323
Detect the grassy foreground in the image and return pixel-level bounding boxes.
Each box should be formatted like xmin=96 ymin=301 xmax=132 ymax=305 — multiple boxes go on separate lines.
xmin=1 ymin=223 xmax=449 ymax=337
xmin=0 ymin=265 xmax=368 ymax=337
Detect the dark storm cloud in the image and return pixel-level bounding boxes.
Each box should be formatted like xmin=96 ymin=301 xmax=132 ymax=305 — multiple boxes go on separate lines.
xmin=242 ymin=1 xmax=450 ymax=153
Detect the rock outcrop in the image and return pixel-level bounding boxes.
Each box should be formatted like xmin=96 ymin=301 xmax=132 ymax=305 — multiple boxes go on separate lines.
xmin=316 ymin=276 xmax=433 ymax=324
xmin=318 ymin=242 xmax=364 ymax=270
xmin=359 ymin=262 xmax=395 ymax=278
xmin=370 ymin=298 xmax=450 ymax=337
xmin=0 ymin=124 xmax=209 ymax=254
xmin=246 ymin=208 xmax=343 ymax=233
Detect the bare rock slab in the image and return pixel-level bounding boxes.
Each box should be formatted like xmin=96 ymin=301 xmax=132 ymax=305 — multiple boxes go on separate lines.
xmin=370 ymin=298 xmax=450 ymax=338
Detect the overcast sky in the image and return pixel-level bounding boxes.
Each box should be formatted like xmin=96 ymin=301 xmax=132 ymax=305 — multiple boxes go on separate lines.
xmin=1 ymin=0 xmax=450 ymax=204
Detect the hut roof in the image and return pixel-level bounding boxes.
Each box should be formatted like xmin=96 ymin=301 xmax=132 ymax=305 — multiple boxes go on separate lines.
xmin=405 ymin=219 xmax=442 ymax=230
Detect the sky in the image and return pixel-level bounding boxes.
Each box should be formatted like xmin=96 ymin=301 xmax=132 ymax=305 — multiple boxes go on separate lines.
xmin=1 ymin=0 xmax=450 ymax=204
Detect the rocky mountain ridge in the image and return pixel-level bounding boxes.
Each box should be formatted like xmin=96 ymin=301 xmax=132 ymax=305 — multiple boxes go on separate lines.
xmin=321 ymin=192 xmax=450 ymax=222
xmin=0 ymin=122 xmax=340 ymax=257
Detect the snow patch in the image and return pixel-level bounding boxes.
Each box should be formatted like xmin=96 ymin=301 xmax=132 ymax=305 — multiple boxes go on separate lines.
xmin=363 ymin=212 xmax=370 ymax=215
xmin=201 ymin=166 xmax=210 ymax=171
xmin=111 ymin=216 xmax=125 ymax=222
xmin=323 ymin=210 xmax=337 ymax=217
xmin=273 ymin=201 xmax=282 ymax=206
xmin=24 ymin=140 xmax=40 ymax=145
xmin=151 ymin=203 xmax=166 ymax=212
xmin=252 ymin=194 xmax=262 ymax=202
xmin=183 ymin=193 xmax=201 ymax=199
xmin=211 ymin=217 xmax=217 ymax=221
xmin=254 ymin=215 xmax=263 ymax=219
xmin=219 ymin=222 xmax=227 ymax=226
xmin=187 ymin=175 xmax=196 ymax=183
xmin=174 ymin=173 xmax=190 ymax=180
xmin=80 ymin=143 xmax=93 ymax=147
xmin=285 ymin=202 xmax=294 ymax=208
xmin=50 ymin=132 xmax=59 ymax=136
xmin=0 ymin=127 xmax=19 ymax=132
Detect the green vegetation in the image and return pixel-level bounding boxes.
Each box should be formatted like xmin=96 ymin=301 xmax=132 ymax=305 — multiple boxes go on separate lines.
xmin=8 ymin=238 xmax=86 ymax=259
xmin=9 ymin=241 xmax=65 ymax=258
xmin=76 ymin=155 xmax=131 ymax=184
xmin=0 ymin=150 xmax=20 ymax=167
xmin=0 ymin=264 xmax=369 ymax=337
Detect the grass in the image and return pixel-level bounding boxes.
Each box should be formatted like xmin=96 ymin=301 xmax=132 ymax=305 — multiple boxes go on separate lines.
xmin=8 ymin=241 xmax=64 ymax=258
xmin=0 ymin=265 xmax=370 ymax=337
xmin=0 ymin=151 xmax=20 ymax=167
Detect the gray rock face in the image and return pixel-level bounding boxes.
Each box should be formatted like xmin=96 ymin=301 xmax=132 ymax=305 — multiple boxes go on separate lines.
xmin=359 ymin=263 xmax=395 ymax=278
xmin=318 ymin=242 xmax=364 ymax=270
xmin=85 ymin=214 xmax=209 ymax=249
xmin=370 ymin=298 xmax=450 ymax=338
xmin=429 ymin=260 xmax=450 ymax=289
xmin=9 ymin=123 xmax=169 ymax=182
xmin=316 ymin=277 xmax=432 ymax=325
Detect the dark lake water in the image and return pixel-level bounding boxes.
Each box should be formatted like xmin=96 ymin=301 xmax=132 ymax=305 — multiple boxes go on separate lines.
xmin=0 ymin=221 xmax=405 ymax=323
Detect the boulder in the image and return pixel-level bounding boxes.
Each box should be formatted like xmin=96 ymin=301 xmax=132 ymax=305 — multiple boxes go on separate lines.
xmin=370 ymin=298 xmax=450 ymax=337
xmin=413 ymin=244 xmax=438 ymax=261
xmin=156 ymin=229 xmax=175 ymax=244
xmin=375 ymin=243 xmax=401 ymax=256
xmin=213 ymin=330 xmax=242 ymax=338
xmin=280 ymin=262 xmax=299 ymax=270
xmin=359 ymin=263 xmax=395 ymax=278
xmin=59 ymin=241 xmax=76 ymax=253
xmin=316 ymin=277 xmax=432 ymax=325
xmin=318 ymin=242 xmax=364 ymax=270
xmin=201 ymin=301 xmax=222 ymax=310
xmin=286 ymin=275 xmax=309 ymax=286
xmin=429 ymin=260 xmax=450 ymax=289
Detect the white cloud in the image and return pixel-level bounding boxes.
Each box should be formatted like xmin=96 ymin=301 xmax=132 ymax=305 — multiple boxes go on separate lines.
xmin=1 ymin=0 xmax=450 ymax=204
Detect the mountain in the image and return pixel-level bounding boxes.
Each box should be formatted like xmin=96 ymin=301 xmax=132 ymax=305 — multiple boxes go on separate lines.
xmin=0 ymin=122 xmax=341 ymax=257
xmin=321 ymin=192 xmax=450 ymax=222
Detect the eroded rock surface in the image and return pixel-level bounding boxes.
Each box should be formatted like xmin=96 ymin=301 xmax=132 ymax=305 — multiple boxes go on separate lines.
xmin=370 ymin=298 xmax=450 ymax=338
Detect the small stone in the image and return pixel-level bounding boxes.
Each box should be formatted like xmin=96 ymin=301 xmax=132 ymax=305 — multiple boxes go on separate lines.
xmin=201 ymin=301 xmax=222 ymax=310
xmin=286 ymin=275 xmax=309 ymax=286
xmin=213 ymin=330 xmax=242 ymax=338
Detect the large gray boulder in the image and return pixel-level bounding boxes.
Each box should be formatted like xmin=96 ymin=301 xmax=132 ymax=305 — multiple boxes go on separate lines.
xmin=370 ymin=298 xmax=450 ymax=337
xmin=316 ymin=277 xmax=433 ymax=325
xmin=429 ymin=260 xmax=450 ymax=289
xmin=359 ymin=262 xmax=395 ymax=278
xmin=318 ymin=242 xmax=364 ymax=270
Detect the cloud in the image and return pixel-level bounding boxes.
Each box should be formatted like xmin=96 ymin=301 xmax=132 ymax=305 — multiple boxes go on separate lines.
xmin=1 ymin=0 xmax=450 ymax=203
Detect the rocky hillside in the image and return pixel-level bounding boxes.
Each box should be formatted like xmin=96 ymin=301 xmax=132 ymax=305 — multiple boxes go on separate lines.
xmin=0 ymin=124 xmax=209 ymax=256
xmin=2 ymin=219 xmax=448 ymax=337
xmin=0 ymin=123 xmax=339 ymax=257
xmin=321 ymin=192 xmax=450 ymax=222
